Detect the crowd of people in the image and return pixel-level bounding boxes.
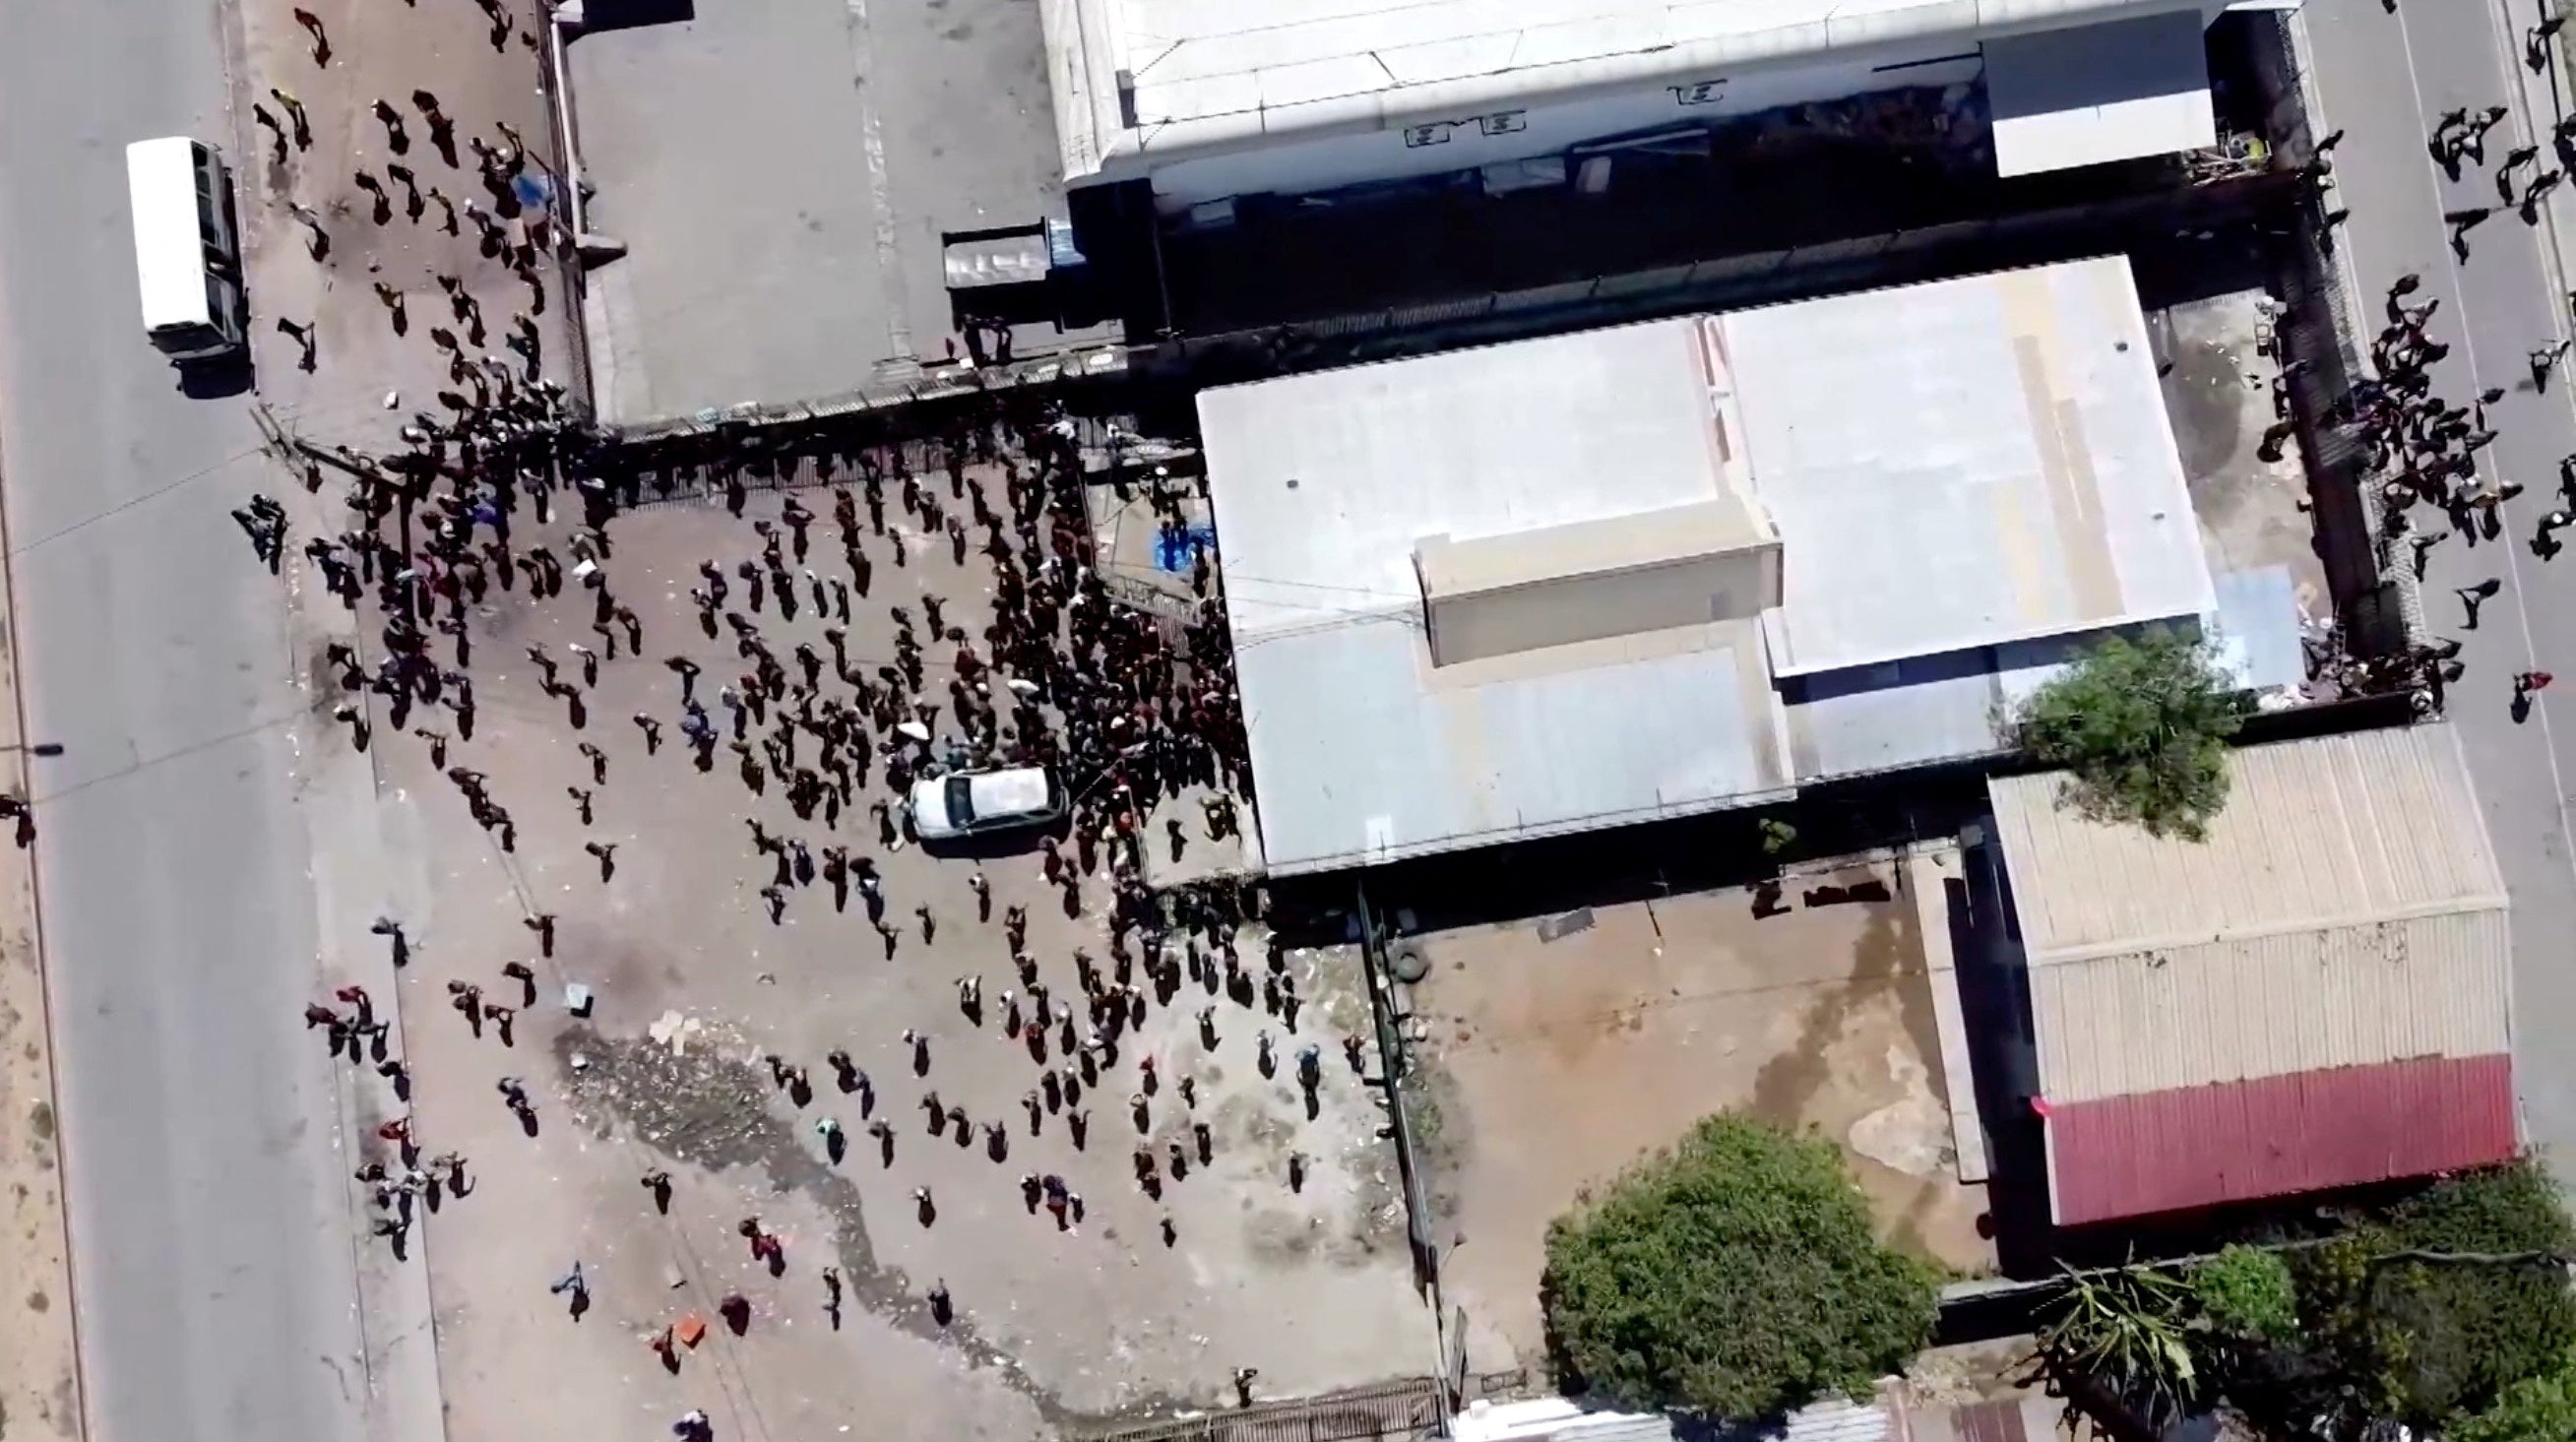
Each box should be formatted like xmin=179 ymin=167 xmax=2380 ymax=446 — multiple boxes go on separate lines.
xmin=2309 ymin=87 xmax=2576 ymax=723
xmin=266 ymin=367 xmax=1326 ymax=1427
xmin=228 ymin=8 xmax=1350 ymax=1425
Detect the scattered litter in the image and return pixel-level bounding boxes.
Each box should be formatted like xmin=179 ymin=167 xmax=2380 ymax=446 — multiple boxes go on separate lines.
xmin=1536 ymin=908 xmax=1595 ymax=943
xmin=647 ymin=1010 xmax=703 ymax=1054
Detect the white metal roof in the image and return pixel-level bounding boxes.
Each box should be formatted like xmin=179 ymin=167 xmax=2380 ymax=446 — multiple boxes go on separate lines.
xmin=1040 ymin=0 xmax=2200 ymax=183
xmin=1727 ymin=256 xmax=2213 ymax=675
xmin=1201 ymin=316 xmax=1795 ymax=874
xmin=1987 ymin=725 xmax=2513 ymax=1102
xmin=1208 ymin=315 xmax=1769 ymax=644
xmin=1202 ymin=257 xmax=2217 ymax=873
xmin=125 ymin=138 xmax=211 ymax=331
xmin=1986 ymin=9 xmax=2215 ymax=177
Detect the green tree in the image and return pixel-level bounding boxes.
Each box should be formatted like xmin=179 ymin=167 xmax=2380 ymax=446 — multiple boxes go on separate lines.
xmin=2014 ymin=628 xmax=2245 ymax=841
xmin=2234 ymin=1160 xmax=2576 ymax=1440
xmin=2452 ymin=1347 xmax=2576 ymax=1442
xmin=2363 ymin=1160 xmax=2576 ymax=1427
xmin=1540 ymin=1113 xmax=1940 ymax=1420
xmin=2192 ymin=1244 xmax=2298 ymax=1343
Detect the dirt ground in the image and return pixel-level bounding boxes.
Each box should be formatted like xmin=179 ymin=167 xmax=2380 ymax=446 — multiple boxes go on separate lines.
xmin=1404 ymin=861 xmax=1994 ymax=1378
xmin=0 ymin=550 xmax=78 ymax=1442
xmin=367 ymin=475 xmax=1434 ymax=1442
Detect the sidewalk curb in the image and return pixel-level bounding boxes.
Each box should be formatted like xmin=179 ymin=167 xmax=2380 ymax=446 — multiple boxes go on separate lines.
xmin=2287 ymin=4 xmax=2429 ymax=647
xmin=220 ymin=0 xmax=458 ymax=1432
xmin=0 ymin=415 xmax=93 ymax=1442
xmin=2493 ymin=0 xmax=2576 ymax=329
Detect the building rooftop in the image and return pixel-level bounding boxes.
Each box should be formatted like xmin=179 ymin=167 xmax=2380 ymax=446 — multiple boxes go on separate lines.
xmin=1985 ymin=724 xmax=2518 ymax=1223
xmin=1729 ymin=258 xmax=2211 ymax=675
xmin=1207 ymin=315 xmax=1769 ymax=644
xmin=1040 ymin=0 xmax=2201 ymax=184
xmin=1203 ymin=316 xmax=1794 ymax=875
xmin=1780 ymin=562 xmax=2307 ymax=783
xmin=1202 ymin=258 xmax=2220 ymax=873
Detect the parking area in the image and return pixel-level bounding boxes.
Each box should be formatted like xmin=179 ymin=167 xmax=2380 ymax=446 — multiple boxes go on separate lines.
xmin=566 ymin=0 xmax=1104 ymax=422
xmin=377 ymin=472 xmax=1432 ymax=1441
xmin=1401 ymin=861 xmax=1995 ymax=1378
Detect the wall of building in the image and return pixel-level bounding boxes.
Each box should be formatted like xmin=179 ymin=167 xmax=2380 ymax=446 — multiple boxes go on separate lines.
xmin=1422 ymin=547 xmax=1780 ymax=667
xmin=1143 ymin=45 xmax=1987 ymax=212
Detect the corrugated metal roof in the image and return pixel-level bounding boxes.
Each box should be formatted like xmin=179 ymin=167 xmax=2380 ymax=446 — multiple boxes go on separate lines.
xmin=1204 ymin=315 xmax=1795 ymax=875
xmin=1780 ymin=555 xmax=2306 ymax=783
xmin=1451 ymin=1395 xmax=1890 ymax=1442
xmin=2029 ymin=909 xmax=2512 ymax=1101
xmin=1203 ymin=317 xmax=1749 ymax=645
xmin=1236 ymin=612 xmax=1795 ymax=875
xmin=1990 ymin=725 xmax=2506 ymax=965
xmin=2046 ymin=1053 xmax=2518 ymax=1225
xmin=1044 ymin=0 xmax=2199 ymax=183
xmin=1990 ymin=725 xmax=2510 ymax=1100
xmin=1205 ymin=260 xmax=2223 ymax=874
xmin=1729 ymin=258 xmax=2213 ymax=676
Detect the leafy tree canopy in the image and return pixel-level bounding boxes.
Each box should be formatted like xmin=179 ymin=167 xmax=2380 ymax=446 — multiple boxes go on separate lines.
xmin=2234 ymin=1160 xmax=2576 ymax=1440
xmin=2015 ymin=628 xmax=2246 ymax=842
xmin=1540 ymin=1114 xmax=1940 ymax=1421
xmin=2192 ymin=1244 xmax=2299 ymax=1344
xmin=2362 ymin=1160 xmax=2576 ymax=1427
xmin=2025 ymin=1164 xmax=2576 ymax=1442
xmin=2452 ymin=1347 xmax=2576 ymax=1442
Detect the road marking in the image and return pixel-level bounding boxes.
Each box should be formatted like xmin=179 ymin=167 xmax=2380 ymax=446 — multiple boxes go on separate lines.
xmin=2382 ymin=0 xmax=2576 ymax=915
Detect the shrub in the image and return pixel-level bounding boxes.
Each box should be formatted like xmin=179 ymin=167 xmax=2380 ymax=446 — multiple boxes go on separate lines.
xmin=2193 ymin=1244 xmax=2299 ymax=1343
xmin=1541 ymin=1114 xmax=1940 ymax=1420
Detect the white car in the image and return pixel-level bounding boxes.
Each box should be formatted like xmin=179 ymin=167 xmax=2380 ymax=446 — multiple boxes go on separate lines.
xmin=907 ymin=766 xmax=1064 ymax=842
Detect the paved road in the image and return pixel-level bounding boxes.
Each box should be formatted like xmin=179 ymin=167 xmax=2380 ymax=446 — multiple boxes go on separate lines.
xmin=2305 ymin=0 xmax=2576 ymax=1175
xmin=0 ymin=1 xmax=376 ymax=1439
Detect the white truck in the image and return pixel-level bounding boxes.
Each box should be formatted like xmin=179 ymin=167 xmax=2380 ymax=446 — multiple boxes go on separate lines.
xmin=124 ymin=137 xmax=246 ymax=363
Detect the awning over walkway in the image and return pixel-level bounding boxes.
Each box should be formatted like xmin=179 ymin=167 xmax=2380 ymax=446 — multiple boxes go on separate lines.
xmin=1985 ymin=9 xmax=2218 ymax=178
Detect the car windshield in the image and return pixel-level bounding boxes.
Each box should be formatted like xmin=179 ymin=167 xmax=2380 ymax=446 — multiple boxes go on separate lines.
xmin=943 ymin=775 xmax=974 ymax=823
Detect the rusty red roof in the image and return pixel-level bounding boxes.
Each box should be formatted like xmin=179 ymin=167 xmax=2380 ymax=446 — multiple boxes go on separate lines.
xmin=2045 ymin=1053 xmax=2518 ymax=1225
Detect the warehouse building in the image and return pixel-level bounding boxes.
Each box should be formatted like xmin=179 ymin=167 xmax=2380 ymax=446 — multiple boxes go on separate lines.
xmin=1197 ymin=254 xmax=2300 ymax=875
xmin=1979 ymin=724 xmax=2518 ymax=1227
xmin=1039 ymin=0 xmax=2252 ymax=212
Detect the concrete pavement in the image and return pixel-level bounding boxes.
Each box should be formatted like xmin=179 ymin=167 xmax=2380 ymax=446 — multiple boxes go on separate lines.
xmin=2303 ymin=0 xmax=2576 ymax=1178
xmin=568 ymin=0 xmax=1104 ymax=422
xmin=0 ymin=2 xmax=390 ymax=1440
xmin=0 ymin=385 xmax=83 ymax=1442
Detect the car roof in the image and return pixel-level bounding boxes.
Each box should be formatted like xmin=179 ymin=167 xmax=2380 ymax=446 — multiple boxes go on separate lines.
xmin=964 ymin=768 xmax=1050 ymax=815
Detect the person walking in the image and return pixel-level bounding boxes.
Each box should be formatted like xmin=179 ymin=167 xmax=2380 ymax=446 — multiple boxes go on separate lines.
xmin=2459 ymin=577 xmax=2503 ymax=628
xmin=290 ymin=6 xmax=330 ymax=63
xmin=2534 ymin=340 xmax=2573 ymax=389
